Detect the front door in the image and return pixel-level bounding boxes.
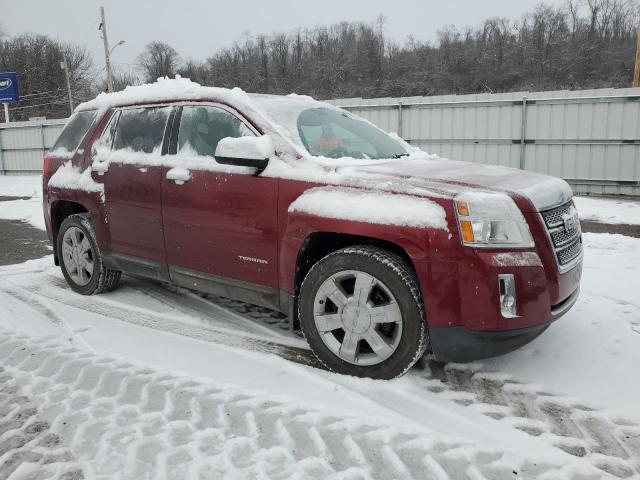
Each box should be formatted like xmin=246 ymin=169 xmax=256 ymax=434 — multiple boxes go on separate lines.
xmin=92 ymin=105 xmax=174 ymax=272
xmin=161 ymin=104 xmax=279 ymax=307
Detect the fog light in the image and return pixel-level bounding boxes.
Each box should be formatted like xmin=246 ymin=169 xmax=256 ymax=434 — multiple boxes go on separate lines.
xmin=498 ymin=274 xmax=517 ymax=317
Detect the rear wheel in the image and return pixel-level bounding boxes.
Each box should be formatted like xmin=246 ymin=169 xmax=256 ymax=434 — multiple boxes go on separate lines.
xmin=57 ymin=213 xmax=121 ymax=295
xmin=299 ymin=246 xmax=428 ymax=379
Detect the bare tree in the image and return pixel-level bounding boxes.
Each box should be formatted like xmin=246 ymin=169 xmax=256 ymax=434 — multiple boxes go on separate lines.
xmin=96 ymin=66 xmax=141 ymax=93
xmin=0 ymin=34 xmax=95 ymax=120
xmin=2 ymin=0 xmax=638 ymax=121
xmin=137 ymin=41 xmax=180 ymax=82
xmin=177 ymin=59 xmax=212 ymax=86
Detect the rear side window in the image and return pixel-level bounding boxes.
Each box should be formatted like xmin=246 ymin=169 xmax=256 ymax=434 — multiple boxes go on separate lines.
xmin=178 ymin=105 xmax=254 ymax=157
xmin=113 ymin=106 xmax=171 ymax=154
xmin=52 ymin=110 xmax=97 ymax=153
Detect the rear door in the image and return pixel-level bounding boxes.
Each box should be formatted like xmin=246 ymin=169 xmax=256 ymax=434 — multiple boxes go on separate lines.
xmin=91 ymin=105 xmax=174 ymax=277
xmin=161 ymin=104 xmax=279 ymax=307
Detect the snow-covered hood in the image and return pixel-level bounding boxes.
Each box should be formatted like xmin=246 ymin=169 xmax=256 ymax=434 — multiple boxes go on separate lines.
xmin=337 ymin=157 xmax=573 ymax=212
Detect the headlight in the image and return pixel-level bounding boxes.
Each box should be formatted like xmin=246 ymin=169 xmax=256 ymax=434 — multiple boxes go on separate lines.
xmin=454 ymin=193 xmax=534 ymax=248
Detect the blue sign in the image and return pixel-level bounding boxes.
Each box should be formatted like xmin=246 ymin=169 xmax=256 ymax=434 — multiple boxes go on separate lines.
xmin=0 ymin=72 xmax=19 ymax=103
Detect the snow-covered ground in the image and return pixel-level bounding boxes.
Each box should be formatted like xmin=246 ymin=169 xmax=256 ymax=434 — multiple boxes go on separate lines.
xmin=0 ymin=175 xmax=42 ymax=198
xmin=0 ymin=175 xmax=44 ymax=230
xmin=574 ymin=196 xmax=640 ymax=226
xmin=1 ymin=175 xmax=640 ymax=479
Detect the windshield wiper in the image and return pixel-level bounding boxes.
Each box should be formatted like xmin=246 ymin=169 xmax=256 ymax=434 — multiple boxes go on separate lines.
xmin=392 ymin=153 xmax=410 ymax=158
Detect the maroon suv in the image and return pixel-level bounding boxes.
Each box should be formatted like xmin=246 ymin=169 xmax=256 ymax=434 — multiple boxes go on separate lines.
xmin=43 ymin=78 xmax=582 ymax=379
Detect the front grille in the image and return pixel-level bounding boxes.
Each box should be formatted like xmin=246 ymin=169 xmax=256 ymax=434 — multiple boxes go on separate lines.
xmin=557 ymin=237 xmax=583 ymax=265
xmin=550 ymin=224 xmax=581 ymax=247
xmin=541 ymin=200 xmax=583 ymax=268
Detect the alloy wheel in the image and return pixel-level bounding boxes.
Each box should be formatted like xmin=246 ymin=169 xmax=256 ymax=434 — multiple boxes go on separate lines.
xmin=61 ymin=226 xmax=94 ymax=286
xmin=313 ymin=270 xmax=403 ymax=366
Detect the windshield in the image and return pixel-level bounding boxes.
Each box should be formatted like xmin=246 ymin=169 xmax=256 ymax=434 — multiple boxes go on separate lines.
xmin=297 ymin=108 xmax=408 ymax=160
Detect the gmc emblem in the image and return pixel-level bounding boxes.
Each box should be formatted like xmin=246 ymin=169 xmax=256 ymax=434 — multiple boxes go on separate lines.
xmin=564 ymin=210 xmax=579 ymax=233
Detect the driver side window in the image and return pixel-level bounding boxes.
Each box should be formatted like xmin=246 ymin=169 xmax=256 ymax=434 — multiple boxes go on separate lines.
xmin=178 ymin=105 xmax=255 ymax=158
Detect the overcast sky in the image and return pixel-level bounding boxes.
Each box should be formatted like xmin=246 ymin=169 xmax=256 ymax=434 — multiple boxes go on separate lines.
xmin=3 ymin=0 xmax=564 ymax=70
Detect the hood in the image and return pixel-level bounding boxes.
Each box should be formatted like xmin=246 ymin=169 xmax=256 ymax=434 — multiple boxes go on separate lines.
xmin=337 ymin=157 xmax=573 ymax=212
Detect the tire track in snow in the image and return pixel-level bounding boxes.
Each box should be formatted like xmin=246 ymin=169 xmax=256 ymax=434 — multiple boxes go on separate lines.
xmin=124 ymin=276 xmax=293 ymax=340
xmin=0 ymin=285 xmax=96 ymax=353
xmin=0 ymin=331 xmax=607 ymax=480
xmin=0 ymin=365 xmax=82 ymax=479
xmin=421 ymin=361 xmax=640 ymax=478
xmin=0 ymin=276 xmax=320 ymax=369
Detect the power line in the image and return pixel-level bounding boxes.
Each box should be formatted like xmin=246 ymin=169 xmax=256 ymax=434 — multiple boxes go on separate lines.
xmin=20 ymin=89 xmax=65 ymax=99
xmin=9 ymin=100 xmax=70 ymax=111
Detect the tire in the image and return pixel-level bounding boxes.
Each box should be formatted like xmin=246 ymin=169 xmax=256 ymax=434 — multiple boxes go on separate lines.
xmin=298 ymin=245 xmax=429 ymax=379
xmin=57 ymin=213 xmax=121 ymax=295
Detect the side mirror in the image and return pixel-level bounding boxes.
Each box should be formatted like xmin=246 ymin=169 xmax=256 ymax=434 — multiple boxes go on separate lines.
xmin=214 ymin=135 xmax=273 ymax=170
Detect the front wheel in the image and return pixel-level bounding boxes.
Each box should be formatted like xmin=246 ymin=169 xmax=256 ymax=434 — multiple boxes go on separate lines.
xmin=298 ymin=246 xmax=428 ymax=379
xmin=57 ymin=213 xmax=121 ymax=295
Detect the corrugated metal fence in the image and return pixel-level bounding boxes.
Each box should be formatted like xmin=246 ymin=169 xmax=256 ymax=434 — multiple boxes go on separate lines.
xmin=0 ymin=119 xmax=65 ymax=175
xmin=329 ymin=87 xmax=640 ymax=196
xmin=2 ymin=88 xmax=640 ymax=196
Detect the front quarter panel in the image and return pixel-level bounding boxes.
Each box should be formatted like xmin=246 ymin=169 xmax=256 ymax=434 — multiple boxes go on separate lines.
xmin=277 ymin=180 xmax=460 ymax=329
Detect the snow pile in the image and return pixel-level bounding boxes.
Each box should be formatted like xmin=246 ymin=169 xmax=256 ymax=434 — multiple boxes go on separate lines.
xmin=215 ymin=135 xmax=274 ymax=159
xmin=574 ymin=196 xmax=640 ymax=225
xmin=92 ymin=145 xmax=163 ymax=171
xmin=92 ymin=144 xmax=262 ymax=175
xmin=76 ymin=76 xmax=252 ymax=116
xmin=48 ymin=162 xmax=104 ymax=201
xmin=289 ymin=187 xmax=448 ymax=229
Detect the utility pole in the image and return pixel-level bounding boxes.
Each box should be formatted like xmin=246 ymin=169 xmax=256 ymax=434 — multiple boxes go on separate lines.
xmin=99 ymin=6 xmax=114 ymax=93
xmin=60 ymin=58 xmax=74 ymax=115
xmin=634 ymin=17 xmax=640 ymax=87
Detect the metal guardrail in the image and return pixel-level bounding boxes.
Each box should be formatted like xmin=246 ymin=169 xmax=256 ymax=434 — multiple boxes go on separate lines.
xmin=337 ymin=94 xmax=640 ymax=172
xmin=337 ymin=94 xmax=640 ymax=110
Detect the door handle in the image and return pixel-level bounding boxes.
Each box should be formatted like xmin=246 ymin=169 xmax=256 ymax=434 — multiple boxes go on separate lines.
xmin=91 ymin=160 xmax=109 ymax=175
xmin=166 ymin=167 xmax=191 ymax=185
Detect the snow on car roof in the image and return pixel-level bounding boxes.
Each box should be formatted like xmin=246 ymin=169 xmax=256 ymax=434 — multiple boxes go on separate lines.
xmin=75 ymin=76 xmax=333 ymax=117
xmin=75 ymin=76 xmax=250 ymax=113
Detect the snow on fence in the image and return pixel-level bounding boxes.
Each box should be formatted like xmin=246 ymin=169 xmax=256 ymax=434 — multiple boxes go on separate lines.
xmin=2 ymin=87 xmax=640 ymax=196
xmin=329 ymin=87 xmax=640 ymax=196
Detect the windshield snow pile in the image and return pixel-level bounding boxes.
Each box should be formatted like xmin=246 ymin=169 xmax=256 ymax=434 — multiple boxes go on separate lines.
xmin=289 ymin=187 xmax=448 ymax=229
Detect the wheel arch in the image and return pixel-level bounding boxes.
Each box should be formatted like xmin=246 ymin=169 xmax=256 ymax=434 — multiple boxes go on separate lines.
xmin=288 ymin=230 xmax=421 ymax=329
xmin=50 ymin=200 xmax=89 ymax=265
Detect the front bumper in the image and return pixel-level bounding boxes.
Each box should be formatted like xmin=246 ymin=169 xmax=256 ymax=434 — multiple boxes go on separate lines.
xmin=429 ymin=286 xmax=579 ymax=363
xmin=429 ymin=322 xmax=551 ymax=363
